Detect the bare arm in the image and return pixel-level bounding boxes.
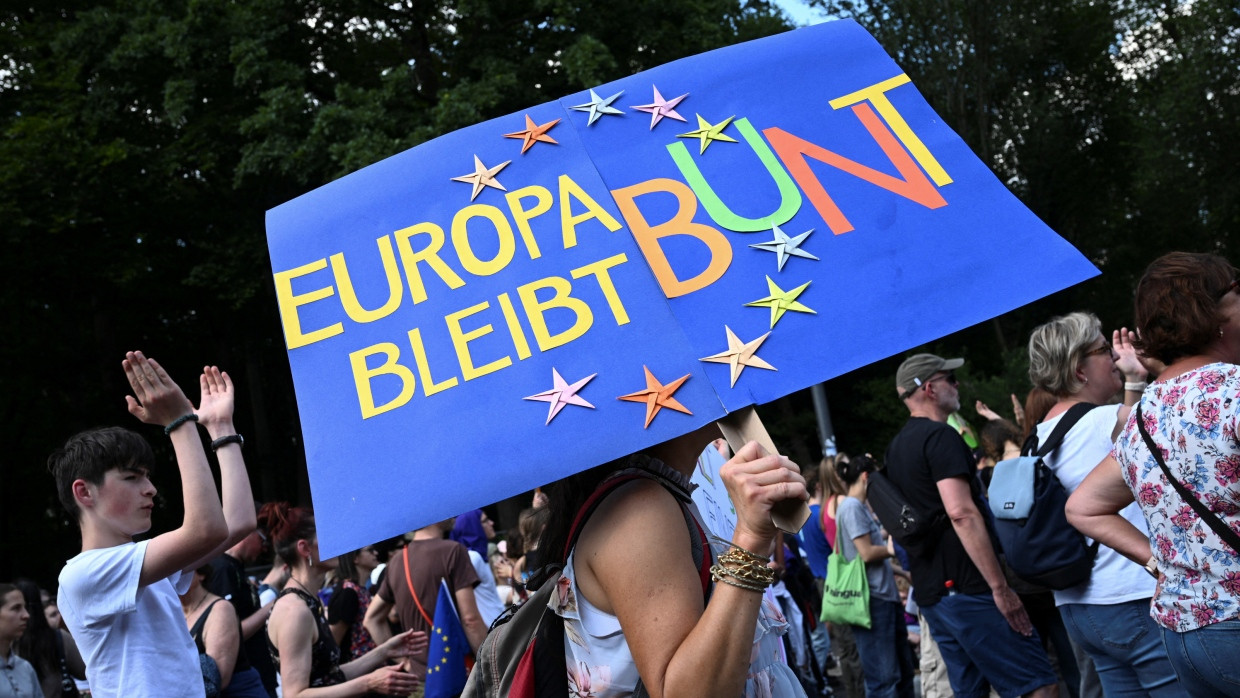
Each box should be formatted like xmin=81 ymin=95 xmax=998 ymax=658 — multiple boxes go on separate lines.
xmin=363 ymin=593 xmax=394 ymax=646
xmin=453 ymin=586 xmax=488 ymax=653
xmin=339 ymin=629 xmax=426 ymax=680
xmin=238 ymin=602 xmax=273 ymax=641
xmin=936 ymin=476 xmax=1032 ymax=636
xmin=270 ymin=596 xmax=419 ymax=698
xmin=852 ymin=534 xmax=893 ymax=564
xmin=186 ymin=366 xmax=257 ymax=572
xmin=203 ymin=600 xmax=241 ymax=689
xmin=124 ymin=352 xmax=228 ymax=588
xmin=583 ymin=441 xmax=806 ymax=698
xmin=1066 ymin=455 xmax=1152 ymax=566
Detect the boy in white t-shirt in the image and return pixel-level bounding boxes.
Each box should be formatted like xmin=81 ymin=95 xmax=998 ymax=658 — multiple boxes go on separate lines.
xmin=49 ymin=351 xmax=257 ymax=698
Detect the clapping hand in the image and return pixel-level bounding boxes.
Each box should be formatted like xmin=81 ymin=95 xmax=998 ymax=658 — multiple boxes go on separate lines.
xmin=195 ymin=366 xmax=236 ymax=436
xmin=123 ymin=351 xmax=194 ymax=426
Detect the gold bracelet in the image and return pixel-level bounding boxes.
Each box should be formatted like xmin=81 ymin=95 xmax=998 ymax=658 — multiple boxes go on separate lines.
xmin=710 ymin=564 xmax=767 ymax=592
xmin=717 ymin=549 xmax=777 ymax=585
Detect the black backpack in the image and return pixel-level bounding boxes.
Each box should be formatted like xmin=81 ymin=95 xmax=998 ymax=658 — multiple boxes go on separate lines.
xmin=987 ymin=402 xmax=1100 ymax=589
xmin=868 ymin=467 xmax=948 ymax=554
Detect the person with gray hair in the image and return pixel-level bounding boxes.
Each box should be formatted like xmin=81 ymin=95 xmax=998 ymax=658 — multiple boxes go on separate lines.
xmin=1026 ymin=312 xmax=1180 ymax=696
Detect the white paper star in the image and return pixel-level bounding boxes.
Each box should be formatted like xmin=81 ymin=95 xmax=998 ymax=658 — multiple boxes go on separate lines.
xmin=450 ymin=155 xmax=511 ymax=201
xmin=570 ymin=89 xmax=624 ymax=126
xmin=749 ymin=225 xmax=819 ymax=271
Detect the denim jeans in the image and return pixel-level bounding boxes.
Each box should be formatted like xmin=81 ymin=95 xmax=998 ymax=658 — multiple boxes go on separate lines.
xmin=1160 ymin=619 xmax=1240 ymax=697
xmin=851 ymin=598 xmax=915 ymax=698
xmin=1058 ymin=599 xmax=1183 ymax=697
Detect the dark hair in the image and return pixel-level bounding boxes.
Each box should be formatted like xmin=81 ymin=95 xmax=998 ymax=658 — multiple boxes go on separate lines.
xmin=47 ymin=427 xmax=155 ymax=523
xmin=1134 ymin=251 xmax=1237 ymax=364
xmin=12 ymin=578 xmax=56 ymax=681
xmin=979 ymin=419 xmax=1022 ymax=463
xmin=259 ymin=502 xmax=316 ymax=567
xmin=335 ymin=549 xmax=360 ymax=586
xmin=837 ymin=453 xmax=876 ymax=486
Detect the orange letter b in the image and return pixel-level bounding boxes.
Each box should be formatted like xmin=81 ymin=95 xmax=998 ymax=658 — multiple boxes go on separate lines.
xmin=611 ymin=178 xmax=732 ymax=299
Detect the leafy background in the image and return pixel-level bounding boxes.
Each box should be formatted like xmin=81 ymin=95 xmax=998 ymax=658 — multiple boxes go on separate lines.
xmin=2 ymin=0 xmax=1235 ymax=583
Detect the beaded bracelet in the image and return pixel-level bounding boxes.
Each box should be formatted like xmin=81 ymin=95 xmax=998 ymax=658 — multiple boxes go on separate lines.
xmin=164 ymin=413 xmax=199 ymax=436
xmin=211 ymin=434 xmax=245 ymax=452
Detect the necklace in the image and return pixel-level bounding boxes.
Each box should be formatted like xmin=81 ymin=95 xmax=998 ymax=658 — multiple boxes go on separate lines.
xmin=184 ymin=591 xmax=208 ymax=619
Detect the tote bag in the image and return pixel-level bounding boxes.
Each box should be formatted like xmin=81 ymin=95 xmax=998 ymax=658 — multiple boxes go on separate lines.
xmin=819 ymin=497 xmax=871 ymax=629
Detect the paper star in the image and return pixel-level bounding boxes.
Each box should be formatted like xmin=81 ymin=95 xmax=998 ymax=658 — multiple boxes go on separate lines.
xmin=618 ymin=366 xmax=692 ymax=428
xmin=677 ymin=114 xmax=739 ymax=154
xmin=503 ymin=114 xmax=560 ymax=154
xmin=631 ymin=86 xmax=689 ymax=129
xmin=700 ymin=326 xmax=777 ymax=388
xmin=744 ymin=276 xmax=816 ymax=328
xmin=450 ymin=155 xmax=511 ymax=200
xmin=523 ymin=368 xmax=596 ymax=424
xmin=570 ymin=89 xmax=624 ymax=126
xmin=749 ymin=225 xmax=820 ymax=271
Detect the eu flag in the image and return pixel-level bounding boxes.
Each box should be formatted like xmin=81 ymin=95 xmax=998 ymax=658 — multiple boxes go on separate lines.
xmin=424 ymin=580 xmax=470 ymax=698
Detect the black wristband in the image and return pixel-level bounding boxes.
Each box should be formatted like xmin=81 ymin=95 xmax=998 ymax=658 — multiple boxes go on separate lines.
xmin=211 ymin=434 xmax=244 ymax=452
xmin=164 ymin=413 xmax=199 ymax=436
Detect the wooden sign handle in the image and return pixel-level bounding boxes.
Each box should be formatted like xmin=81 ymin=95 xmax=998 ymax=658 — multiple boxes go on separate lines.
xmin=716 ymin=406 xmax=811 ymax=533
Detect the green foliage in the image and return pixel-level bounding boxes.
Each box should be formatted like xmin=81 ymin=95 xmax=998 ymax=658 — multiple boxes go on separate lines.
xmin=0 ymin=0 xmax=792 ymax=582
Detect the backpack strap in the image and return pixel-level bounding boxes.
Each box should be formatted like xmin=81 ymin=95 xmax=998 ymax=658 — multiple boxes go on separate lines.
xmin=1024 ymin=402 xmax=1097 ymax=458
xmin=402 ymin=546 xmax=435 ymax=628
xmin=560 ymin=470 xmax=711 ymax=598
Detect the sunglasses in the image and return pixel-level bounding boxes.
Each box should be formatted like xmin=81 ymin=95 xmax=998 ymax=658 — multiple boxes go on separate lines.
xmin=925 ymin=372 xmax=958 ymax=388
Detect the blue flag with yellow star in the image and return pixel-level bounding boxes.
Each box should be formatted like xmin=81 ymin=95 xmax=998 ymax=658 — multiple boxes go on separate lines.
xmin=267 ymin=18 xmax=1101 ymax=558
xmin=425 ymin=580 xmax=470 ymax=698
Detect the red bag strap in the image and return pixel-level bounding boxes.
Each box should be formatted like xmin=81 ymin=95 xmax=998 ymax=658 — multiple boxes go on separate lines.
xmin=402 ymin=546 xmax=434 ymax=628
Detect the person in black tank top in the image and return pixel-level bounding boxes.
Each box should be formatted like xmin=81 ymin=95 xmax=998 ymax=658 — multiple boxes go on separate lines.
xmin=181 ymin=565 xmax=269 ymax=698
xmin=260 ymin=503 xmax=426 ymax=697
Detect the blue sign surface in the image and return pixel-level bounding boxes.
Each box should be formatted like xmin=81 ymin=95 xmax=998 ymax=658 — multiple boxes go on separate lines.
xmin=267 ymin=19 xmax=1098 ymax=556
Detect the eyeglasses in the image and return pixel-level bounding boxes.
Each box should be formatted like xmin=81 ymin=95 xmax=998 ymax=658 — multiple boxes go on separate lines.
xmin=1216 ymin=279 xmax=1239 ymax=300
xmin=925 ymin=372 xmax=958 ymax=388
xmin=1083 ymin=339 xmax=1113 ymax=358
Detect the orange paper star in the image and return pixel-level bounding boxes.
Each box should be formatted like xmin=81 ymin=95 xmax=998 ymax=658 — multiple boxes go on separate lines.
xmin=618 ymin=366 xmax=692 ymax=428
xmin=503 ymin=114 xmax=560 ymax=154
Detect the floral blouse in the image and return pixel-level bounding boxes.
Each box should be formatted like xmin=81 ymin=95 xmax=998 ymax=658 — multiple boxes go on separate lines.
xmin=550 ymin=461 xmax=806 ymax=697
xmin=1114 ymin=363 xmax=1240 ymax=631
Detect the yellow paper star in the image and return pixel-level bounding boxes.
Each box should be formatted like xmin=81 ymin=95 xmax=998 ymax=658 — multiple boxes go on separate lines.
xmin=503 ymin=114 xmax=560 ymax=154
xmin=700 ymin=326 xmax=777 ymax=387
xmin=618 ymin=366 xmax=692 ymax=428
xmin=677 ymin=114 xmax=738 ymax=154
xmin=744 ymin=276 xmax=815 ymax=328
xmin=450 ymin=154 xmax=511 ymax=200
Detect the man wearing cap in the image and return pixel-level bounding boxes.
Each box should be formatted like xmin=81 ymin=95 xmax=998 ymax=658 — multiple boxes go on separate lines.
xmin=885 ymin=354 xmax=1057 ymax=698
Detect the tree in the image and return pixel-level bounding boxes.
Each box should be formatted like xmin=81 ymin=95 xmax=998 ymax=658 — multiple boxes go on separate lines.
xmin=0 ymin=0 xmax=793 ymax=582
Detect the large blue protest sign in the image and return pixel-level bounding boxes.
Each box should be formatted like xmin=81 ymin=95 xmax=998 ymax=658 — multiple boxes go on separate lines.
xmin=267 ymin=19 xmax=1098 ymax=557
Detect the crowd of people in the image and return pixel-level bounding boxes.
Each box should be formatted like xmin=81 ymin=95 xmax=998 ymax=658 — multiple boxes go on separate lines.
xmin=1 ymin=251 xmax=1238 ymax=698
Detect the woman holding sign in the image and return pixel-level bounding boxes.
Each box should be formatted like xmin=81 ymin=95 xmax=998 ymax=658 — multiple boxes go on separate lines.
xmin=540 ymin=424 xmax=808 ymax=697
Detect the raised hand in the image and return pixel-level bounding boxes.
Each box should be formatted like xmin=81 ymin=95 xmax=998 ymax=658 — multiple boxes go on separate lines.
xmin=975 ymin=400 xmax=1002 ymax=422
xmin=1113 ymin=328 xmax=1149 ymax=382
xmin=1010 ymin=393 xmax=1026 ymax=427
xmin=123 ymin=351 xmax=195 ymax=426
xmin=195 ymin=366 xmax=235 ymax=435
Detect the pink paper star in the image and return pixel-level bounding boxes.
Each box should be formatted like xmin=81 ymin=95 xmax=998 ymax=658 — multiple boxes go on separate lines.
xmin=631 ymin=86 xmax=688 ymax=130
xmin=524 ymin=368 xmax=596 ymax=424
